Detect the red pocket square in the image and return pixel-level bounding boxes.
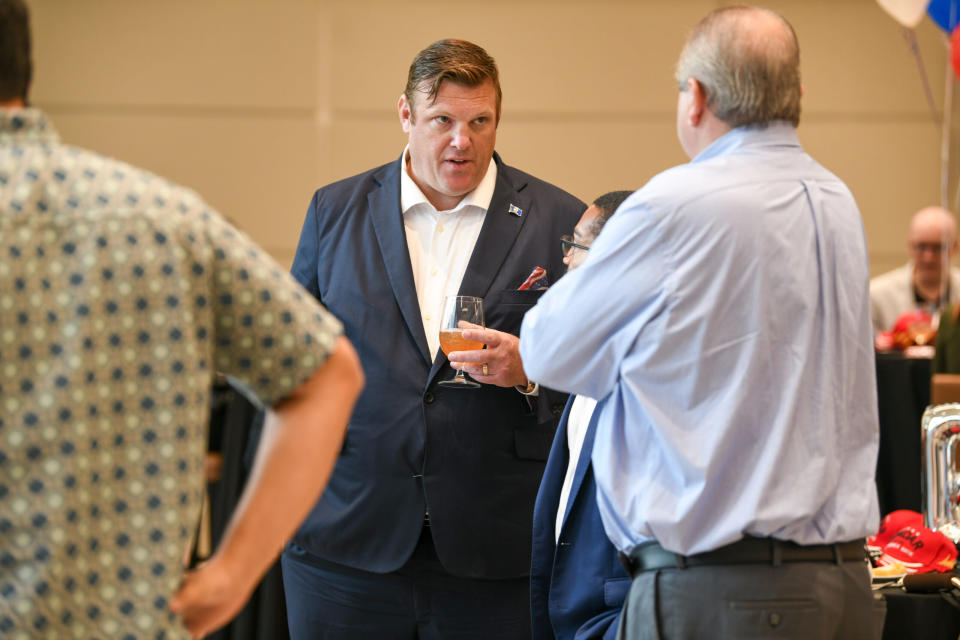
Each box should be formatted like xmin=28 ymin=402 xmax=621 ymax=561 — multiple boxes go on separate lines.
xmin=518 ymin=266 xmax=548 ymax=290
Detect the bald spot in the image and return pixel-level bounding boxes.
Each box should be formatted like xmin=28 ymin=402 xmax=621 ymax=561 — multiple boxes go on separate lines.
xmin=910 ymin=206 xmax=957 ymax=244
xmin=705 ymin=6 xmax=797 ymax=69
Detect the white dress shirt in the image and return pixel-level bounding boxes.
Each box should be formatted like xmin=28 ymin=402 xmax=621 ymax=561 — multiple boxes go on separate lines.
xmin=400 ymin=147 xmax=497 ymax=360
xmin=555 ymin=394 xmax=598 ymax=542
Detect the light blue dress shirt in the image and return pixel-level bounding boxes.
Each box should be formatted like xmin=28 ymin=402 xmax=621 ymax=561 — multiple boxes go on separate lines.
xmin=520 ymin=122 xmax=880 ymax=555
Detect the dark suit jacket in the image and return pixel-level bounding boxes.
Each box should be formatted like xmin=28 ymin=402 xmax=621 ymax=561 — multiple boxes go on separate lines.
xmin=290 ymin=152 xmax=584 ymax=579
xmin=531 ymin=397 xmax=630 ymax=640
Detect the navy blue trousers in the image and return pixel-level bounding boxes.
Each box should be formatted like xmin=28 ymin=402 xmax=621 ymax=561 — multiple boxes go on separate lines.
xmin=281 ymin=527 xmax=531 ymax=639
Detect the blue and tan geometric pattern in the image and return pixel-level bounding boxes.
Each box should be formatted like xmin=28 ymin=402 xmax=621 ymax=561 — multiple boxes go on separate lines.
xmin=0 ymin=109 xmax=342 ymax=639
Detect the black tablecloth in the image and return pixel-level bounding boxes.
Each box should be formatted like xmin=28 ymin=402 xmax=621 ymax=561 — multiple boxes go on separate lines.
xmin=882 ymin=589 xmax=960 ymax=640
xmin=875 ymin=352 xmax=931 ymax=515
xmin=873 ymin=354 xmax=960 ymax=637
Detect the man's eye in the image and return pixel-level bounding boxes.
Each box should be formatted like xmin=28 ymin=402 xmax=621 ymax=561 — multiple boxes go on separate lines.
xmin=474 ymin=117 xmax=487 ymax=125
xmin=435 ymin=116 xmax=449 ymax=124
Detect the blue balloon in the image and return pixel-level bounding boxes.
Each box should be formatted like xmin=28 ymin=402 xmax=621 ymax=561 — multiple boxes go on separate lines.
xmin=929 ymin=0 xmax=960 ymax=32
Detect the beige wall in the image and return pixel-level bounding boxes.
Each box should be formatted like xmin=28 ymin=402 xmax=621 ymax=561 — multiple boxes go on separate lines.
xmin=27 ymin=0 xmax=959 ymax=274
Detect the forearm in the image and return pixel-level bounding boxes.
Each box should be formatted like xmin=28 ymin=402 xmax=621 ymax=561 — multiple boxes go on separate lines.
xmin=519 ymin=278 xmax=606 ymax=395
xmin=520 ymin=207 xmax=662 ymax=399
xmin=210 ymin=335 xmax=362 ymax=586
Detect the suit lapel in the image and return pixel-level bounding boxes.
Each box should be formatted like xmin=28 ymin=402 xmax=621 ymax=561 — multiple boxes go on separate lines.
xmin=542 ymin=398 xmax=574 ymax=526
xmin=458 ymin=155 xmax=530 ymax=299
xmin=368 ymin=158 xmax=432 ymax=367
xmin=426 ymin=155 xmax=530 ymax=384
xmin=532 ymin=397 xmax=574 ymax=568
xmin=560 ymin=397 xmax=602 ymax=530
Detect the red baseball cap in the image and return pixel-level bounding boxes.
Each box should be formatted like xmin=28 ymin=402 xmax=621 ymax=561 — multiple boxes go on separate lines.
xmin=877 ymin=525 xmax=958 ymax=574
xmin=867 ymin=509 xmax=923 ymax=553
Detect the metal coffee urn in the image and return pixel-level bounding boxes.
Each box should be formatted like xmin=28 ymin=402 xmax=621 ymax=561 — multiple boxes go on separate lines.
xmin=922 ymin=403 xmax=960 ymax=542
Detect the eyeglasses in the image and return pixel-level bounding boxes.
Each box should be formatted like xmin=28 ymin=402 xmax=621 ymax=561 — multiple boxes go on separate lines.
xmin=911 ymin=242 xmax=946 ymax=255
xmin=560 ymin=234 xmax=590 ymax=256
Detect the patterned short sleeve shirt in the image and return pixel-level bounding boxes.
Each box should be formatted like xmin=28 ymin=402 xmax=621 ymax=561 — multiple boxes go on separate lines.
xmin=0 ymin=109 xmax=343 ymax=639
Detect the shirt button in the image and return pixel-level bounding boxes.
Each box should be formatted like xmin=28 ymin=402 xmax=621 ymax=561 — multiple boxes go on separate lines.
xmin=430 ymin=268 xmax=438 ymax=277
xmin=438 ymin=225 xmax=445 ymax=233
xmin=551 ymin=403 xmax=564 ymax=415
xmin=424 ymin=313 xmax=432 ymax=321
xmin=424 ymin=392 xmax=435 ymax=404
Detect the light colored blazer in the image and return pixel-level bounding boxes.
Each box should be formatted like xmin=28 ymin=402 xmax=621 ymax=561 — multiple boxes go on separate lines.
xmin=869 ymin=262 xmax=960 ymax=333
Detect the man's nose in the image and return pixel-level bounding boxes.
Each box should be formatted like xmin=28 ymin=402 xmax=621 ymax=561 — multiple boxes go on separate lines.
xmin=450 ymin=125 xmax=471 ymax=150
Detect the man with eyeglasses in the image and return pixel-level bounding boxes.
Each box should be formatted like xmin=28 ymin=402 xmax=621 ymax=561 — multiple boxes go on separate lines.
xmin=557 ymin=193 xmax=634 ymax=272
xmin=530 ymin=190 xmax=633 ymax=640
xmin=870 ymin=206 xmax=960 ymax=334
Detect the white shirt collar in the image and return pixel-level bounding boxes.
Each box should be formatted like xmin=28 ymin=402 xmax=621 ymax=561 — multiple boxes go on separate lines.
xmin=399 ymin=145 xmax=498 ymax=215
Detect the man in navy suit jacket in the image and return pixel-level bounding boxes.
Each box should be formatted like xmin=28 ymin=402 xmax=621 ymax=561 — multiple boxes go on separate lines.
xmin=530 ymin=191 xmax=633 ymax=640
xmin=281 ymin=39 xmax=584 ymax=639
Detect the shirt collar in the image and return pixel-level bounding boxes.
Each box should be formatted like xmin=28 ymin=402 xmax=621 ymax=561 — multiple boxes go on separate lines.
xmin=0 ymin=107 xmax=58 ymax=144
xmin=692 ymin=120 xmax=800 ymax=164
xmin=400 ymin=145 xmax=497 ymax=215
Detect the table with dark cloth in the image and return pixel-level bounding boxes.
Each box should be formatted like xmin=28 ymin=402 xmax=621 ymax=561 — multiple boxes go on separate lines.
xmin=882 ymin=588 xmax=960 ymax=640
xmin=875 ymin=351 xmax=930 ymax=515
xmin=874 ymin=352 xmax=960 ymax=638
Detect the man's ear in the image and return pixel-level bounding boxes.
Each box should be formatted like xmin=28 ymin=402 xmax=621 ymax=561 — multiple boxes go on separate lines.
xmin=686 ymin=77 xmax=707 ymax=127
xmin=398 ymin=94 xmax=413 ymax=133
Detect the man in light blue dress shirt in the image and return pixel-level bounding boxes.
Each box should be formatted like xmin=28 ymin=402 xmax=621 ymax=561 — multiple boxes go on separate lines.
xmin=519 ymin=6 xmax=882 ymax=639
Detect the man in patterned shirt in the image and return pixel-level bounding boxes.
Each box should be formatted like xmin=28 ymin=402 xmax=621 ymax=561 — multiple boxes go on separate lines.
xmin=0 ymin=1 xmax=364 ymax=638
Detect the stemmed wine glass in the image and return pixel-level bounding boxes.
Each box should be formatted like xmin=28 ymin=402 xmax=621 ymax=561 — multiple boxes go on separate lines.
xmin=437 ymin=295 xmax=485 ymax=389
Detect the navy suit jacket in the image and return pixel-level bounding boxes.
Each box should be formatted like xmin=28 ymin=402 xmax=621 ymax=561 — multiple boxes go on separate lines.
xmin=290 ymin=152 xmax=584 ymax=579
xmin=531 ymin=397 xmax=630 ymax=640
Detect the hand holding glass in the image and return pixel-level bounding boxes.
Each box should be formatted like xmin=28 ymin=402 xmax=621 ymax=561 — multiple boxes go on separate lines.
xmin=438 ymin=295 xmax=485 ymax=389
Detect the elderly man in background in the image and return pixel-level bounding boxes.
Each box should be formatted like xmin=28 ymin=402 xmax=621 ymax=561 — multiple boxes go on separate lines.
xmin=0 ymin=1 xmax=364 ymax=638
xmin=520 ymin=6 xmax=882 ymax=640
xmin=870 ymin=205 xmax=960 ymax=333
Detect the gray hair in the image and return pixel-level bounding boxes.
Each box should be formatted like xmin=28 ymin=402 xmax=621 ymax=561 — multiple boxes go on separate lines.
xmin=675 ymin=6 xmax=801 ymax=128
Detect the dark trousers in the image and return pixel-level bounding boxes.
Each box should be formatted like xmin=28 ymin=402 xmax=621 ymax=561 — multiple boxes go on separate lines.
xmin=616 ymin=560 xmax=884 ymax=640
xmin=281 ymin=526 xmax=532 ymax=640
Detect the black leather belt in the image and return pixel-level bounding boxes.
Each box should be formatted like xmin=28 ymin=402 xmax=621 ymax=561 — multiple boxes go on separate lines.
xmin=618 ymin=537 xmax=866 ymax=578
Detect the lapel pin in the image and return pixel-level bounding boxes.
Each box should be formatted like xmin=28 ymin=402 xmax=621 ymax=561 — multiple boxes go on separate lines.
xmin=508 ymin=203 xmax=523 ymax=217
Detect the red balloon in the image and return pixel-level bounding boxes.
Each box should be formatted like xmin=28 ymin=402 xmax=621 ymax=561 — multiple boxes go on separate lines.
xmin=952 ymin=24 xmax=960 ymax=81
